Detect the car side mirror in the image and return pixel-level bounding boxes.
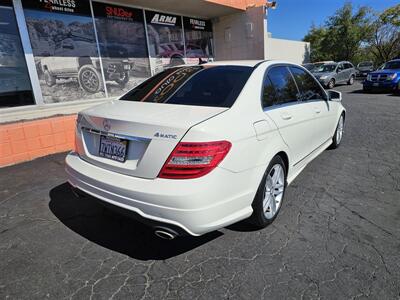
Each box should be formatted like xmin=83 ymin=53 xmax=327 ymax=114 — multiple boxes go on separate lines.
xmin=327 ymin=90 xmax=342 ymax=102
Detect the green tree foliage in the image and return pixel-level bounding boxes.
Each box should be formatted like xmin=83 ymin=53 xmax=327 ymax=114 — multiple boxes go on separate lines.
xmin=303 ymin=2 xmax=399 ymax=65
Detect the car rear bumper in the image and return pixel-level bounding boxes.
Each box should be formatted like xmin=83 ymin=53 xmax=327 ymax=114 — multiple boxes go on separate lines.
xmin=65 ymin=152 xmax=258 ymax=236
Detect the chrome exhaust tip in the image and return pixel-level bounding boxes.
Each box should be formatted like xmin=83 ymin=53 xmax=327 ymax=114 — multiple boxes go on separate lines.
xmin=154 ymin=228 xmax=177 ymax=240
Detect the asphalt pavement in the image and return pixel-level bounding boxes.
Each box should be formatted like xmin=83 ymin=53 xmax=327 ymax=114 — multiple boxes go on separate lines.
xmin=1 ymin=81 xmax=399 ymax=299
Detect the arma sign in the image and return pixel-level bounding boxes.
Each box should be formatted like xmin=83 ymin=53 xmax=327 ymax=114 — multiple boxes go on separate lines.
xmin=92 ymin=2 xmax=143 ymax=23
xmin=22 ymin=0 xmax=91 ymax=15
xmin=145 ymin=10 xmax=181 ymax=27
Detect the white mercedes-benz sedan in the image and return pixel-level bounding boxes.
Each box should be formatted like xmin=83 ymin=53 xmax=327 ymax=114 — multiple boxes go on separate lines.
xmin=66 ymin=60 xmax=345 ymax=239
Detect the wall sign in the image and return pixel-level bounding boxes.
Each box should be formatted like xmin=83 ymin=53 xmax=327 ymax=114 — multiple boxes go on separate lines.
xmin=183 ymin=16 xmax=212 ymax=32
xmin=145 ymin=10 xmax=181 ymax=27
xmin=22 ymin=0 xmax=91 ymax=15
xmin=92 ymin=2 xmax=143 ymax=23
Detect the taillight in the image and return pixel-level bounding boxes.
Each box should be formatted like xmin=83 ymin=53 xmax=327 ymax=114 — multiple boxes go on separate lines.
xmin=158 ymin=141 xmax=232 ymax=179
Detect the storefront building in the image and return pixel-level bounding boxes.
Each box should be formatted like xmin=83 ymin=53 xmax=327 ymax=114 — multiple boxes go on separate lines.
xmin=0 ymin=0 xmax=308 ymax=167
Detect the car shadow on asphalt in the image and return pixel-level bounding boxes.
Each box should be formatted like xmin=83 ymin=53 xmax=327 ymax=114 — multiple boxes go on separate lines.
xmin=49 ymin=183 xmax=222 ymax=261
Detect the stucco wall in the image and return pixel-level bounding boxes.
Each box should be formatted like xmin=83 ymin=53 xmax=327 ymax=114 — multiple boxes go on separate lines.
xmin=265 ymin=37 xmax=310 ymax=64
xmin=212 ymin=6 xmax=266 ymax=60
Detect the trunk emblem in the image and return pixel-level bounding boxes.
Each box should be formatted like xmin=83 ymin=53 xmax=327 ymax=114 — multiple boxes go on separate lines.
xmin=154 ymin=132 xmax=177 ymax=139
xmin=103 ymin=119 xmax=111 ymax=131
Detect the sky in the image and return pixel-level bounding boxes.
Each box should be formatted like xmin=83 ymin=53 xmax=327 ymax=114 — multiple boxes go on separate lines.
xmin=267 ymin=0 xmax=399 ymax=41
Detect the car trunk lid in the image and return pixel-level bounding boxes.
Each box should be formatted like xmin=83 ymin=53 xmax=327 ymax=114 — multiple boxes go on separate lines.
xmin=76 ymin=100 xmax=227 ymax=179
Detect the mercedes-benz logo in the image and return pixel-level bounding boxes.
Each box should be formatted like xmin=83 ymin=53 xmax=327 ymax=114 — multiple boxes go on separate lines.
xmin=103 ymin=119 xmax=111 ymax=131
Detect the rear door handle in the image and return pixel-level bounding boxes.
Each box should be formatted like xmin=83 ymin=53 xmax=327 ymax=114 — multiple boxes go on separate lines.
xmin=280 ymin=113 xmax=292 ymax=120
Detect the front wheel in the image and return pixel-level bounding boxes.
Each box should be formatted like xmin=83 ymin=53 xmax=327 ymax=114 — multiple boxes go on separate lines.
xmin=329 ymin=114 xmax=344 ymax=149
xmin=327 ymin=79 xmax=335 ymax=89
xmin=248 ymin=156 xmax=286 ymax=228
xmin=78 ymin=64 xmax=104 ymax=93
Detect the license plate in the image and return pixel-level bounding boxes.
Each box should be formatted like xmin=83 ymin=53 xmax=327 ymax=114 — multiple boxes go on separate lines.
xmin=363 ymin=73 xmax=367 ymax=76
xmin=99 ymin=135 xmax=128 ymax=162
xmin=373 ymin=83 xmax=379 ymax=87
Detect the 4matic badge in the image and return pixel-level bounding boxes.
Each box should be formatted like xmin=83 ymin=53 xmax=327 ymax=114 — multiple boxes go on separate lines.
xmin=154 ymin=132 xmax=177 ymax=139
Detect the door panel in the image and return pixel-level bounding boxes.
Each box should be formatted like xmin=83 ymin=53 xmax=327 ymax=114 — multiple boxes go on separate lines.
xmin=266 ymin=103 xmax=316 ymax=165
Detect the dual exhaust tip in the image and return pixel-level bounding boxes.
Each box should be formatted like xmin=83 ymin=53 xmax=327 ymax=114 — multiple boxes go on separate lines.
xmin=154 ymin=227 xmax=178 ymax=240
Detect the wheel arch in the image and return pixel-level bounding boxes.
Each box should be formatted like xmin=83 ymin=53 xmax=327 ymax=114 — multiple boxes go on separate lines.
xmin=276 ymin=151 xmax=289 ymax=175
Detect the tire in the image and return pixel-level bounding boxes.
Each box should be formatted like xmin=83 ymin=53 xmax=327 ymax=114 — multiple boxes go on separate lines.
xmin=327 ymin=79 xmax=335 ymax=89
xmin=115 ymin=71 xmax=129 ymax=88
xmin=329 ymin=113 xmax=345 ymax=149
xmin=44 ymin=70 xmax=56 ymax=87
xmin=78 ymin=64 xmax=104 ymax=93
xmin=248 ymin=155 xmax=287 ymax=228
xmin=347 ymin=75 xmax=355 ymax=85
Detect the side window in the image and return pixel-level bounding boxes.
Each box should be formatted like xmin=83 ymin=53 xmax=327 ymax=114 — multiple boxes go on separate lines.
xmin=265 ymin=66 xmax=298 ymax=106
xmin=337 ymin=64 xmax=344 ymax=72
xmin=289 ymin=67 xmax=326 ymax=101
xmin=262 ymin=76 xmax=276 ymax=108
xmin=345 ymin=63 xmax=353 ymax=69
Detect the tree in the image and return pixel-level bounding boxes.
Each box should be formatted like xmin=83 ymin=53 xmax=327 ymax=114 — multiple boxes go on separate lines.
xmin=303 ymin=25 xmax=329 ymax=61
xmin=322 ymin=3 xmax=372 ymax=62
xmin=303 ymin=2 xmax=373 ymax=62
xmin=368 ymin=4 xmax=400 ymax=65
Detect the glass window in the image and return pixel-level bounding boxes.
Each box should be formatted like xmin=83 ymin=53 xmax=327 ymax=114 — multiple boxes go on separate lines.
xmin=92 ymin=2 xmax=151 ymax=97
xmin=146 ymin=11 xmax=184 ymax=74
xmin=23 ymin=0 xmax=105 ymax=103
xmin=183 ymin=17 xmax=213 ymax=64
xmin=344 ymin=63 xmax=353 ymax=69
xmin=0 ymin=1 xmax=35 ymax=108
xmin=261 ymin=76 xmax=276 ymax=108
xmin=120 ymin=66 xmax=253 ymax=107
xmin=266 ymin=66 xmax=298 ymax=106
xmin=289 ymin=67 xmax=326 ymax=101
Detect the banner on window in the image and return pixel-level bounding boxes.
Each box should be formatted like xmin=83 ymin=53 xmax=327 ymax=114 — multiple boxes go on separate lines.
xmin=92 ymin=2 xmax=143 ymax=23
xmin=145 ymin=10 xmax=181 ymax=27
xmin=22 ymin=0 xmax=91 ymax=16
xmin=183 ymin=17 xmax=212 ymax=32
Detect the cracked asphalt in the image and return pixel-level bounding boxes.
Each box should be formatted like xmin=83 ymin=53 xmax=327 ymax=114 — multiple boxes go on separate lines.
xmin=1 ymin=82 xmax=400 ymax=299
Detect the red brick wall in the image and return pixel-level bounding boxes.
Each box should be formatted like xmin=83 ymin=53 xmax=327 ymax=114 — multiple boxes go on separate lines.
xmin=0 ymin=115 xmax=76 ymax=167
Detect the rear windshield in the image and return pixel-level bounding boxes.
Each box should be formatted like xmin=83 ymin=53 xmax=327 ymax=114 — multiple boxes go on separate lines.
xmin=120 ymin=66 xmax=253 ymax=108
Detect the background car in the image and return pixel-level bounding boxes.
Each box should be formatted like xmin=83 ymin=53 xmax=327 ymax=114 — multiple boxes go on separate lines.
xmin=356 ymin=61 xmax=374 ymax=77
xmin=66 ymin=60 xmax=345 ymax=238
xmin=363 ymin=59 xmax=400 ymax=93
xmin=302 ymin=61 xmax=334 ymax=72
xmin=312 ymin=61 xmax=356 ymax=88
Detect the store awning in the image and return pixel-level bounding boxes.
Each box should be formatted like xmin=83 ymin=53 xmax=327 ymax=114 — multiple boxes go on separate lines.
xmin=115 ymin=0 xmax=262 ymax=19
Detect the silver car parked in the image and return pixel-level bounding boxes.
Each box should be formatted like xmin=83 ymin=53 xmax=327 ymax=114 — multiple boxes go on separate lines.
xmin=312 ymin=61 xmax=356 ymax=89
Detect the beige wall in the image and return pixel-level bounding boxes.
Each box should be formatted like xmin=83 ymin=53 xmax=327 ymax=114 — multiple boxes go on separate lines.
xmin=264 ymin=37 xmax=310 ymax=64
xmin=212 ymin=6 xmax=266 ymax=60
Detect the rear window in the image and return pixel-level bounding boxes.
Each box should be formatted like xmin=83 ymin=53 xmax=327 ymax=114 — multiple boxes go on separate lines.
xmin=120 ymin=66 xmax=253 ymax=108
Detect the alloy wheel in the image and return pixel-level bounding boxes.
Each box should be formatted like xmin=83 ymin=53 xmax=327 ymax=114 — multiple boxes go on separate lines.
xmin=263 ymin=164 xmax=285 ymax=219
xmin=81 ymin=70 xmax=99 ymax=92
xmin=336 ymin=115 xmax=344 ymax=144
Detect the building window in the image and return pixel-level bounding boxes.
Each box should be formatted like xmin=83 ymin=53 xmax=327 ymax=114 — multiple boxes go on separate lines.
xmin=22 ymin=0 xmax=105 ymax=103
xmin=183 ymin=17 xmax=213 ymax=64
xmin=0 ymin=0 xmax=35 ymax=108
xmin=92 ymin=2 xmax=151 ymax=97
xmin=145 ymin=10 xmax=184 ymax=74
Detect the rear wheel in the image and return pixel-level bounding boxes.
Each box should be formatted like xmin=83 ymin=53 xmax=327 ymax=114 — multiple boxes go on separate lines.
xmin=78 ymin=64 xmax=104 ymax=93
xmin=327 ymin=79 xmax=335 ymax=89
xmin=347 ymin=75 xmax=355 ymax=85
xmin=329 ymin=114 xmax=344 ymax=149
xmin=248 ymin=156 xmax=286 ymax=228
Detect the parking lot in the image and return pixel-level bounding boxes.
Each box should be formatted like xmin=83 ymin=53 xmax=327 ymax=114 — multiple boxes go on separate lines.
xmin=1 ymin=81 xmax=399 ymax=299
